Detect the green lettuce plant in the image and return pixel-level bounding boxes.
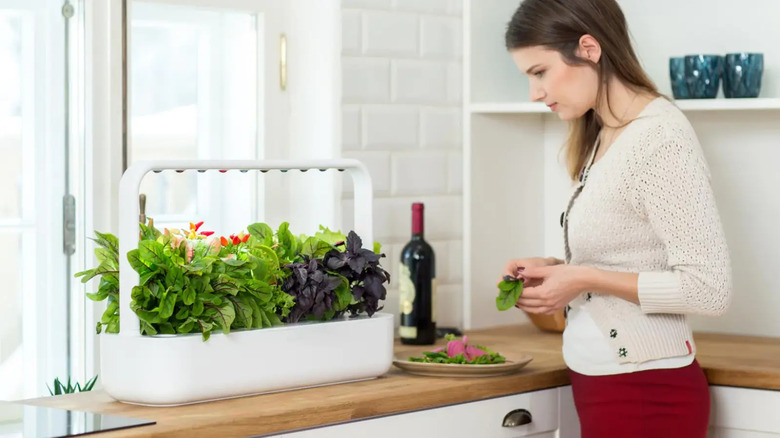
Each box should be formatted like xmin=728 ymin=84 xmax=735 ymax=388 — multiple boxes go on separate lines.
xmin=76 ymin=220 xmax=389 ymax=341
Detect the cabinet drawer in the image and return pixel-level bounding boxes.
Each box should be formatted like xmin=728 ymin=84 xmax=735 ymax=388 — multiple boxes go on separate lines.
xmin=710 ymin=386 xmax=780 ymax=434
xmin=274 ymin=388 xmax=560 ymax=437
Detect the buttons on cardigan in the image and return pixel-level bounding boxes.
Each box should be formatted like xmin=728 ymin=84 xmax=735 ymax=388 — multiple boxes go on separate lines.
xmin=618 ymin=348 xmax=628 ymax=358
xmin=609 ymin=329 xmax=618 ymax=339
xmin=560 ymin=211 xmax=565 ymax=228
xmin=585 ymin=293 xmax=592 ymax=302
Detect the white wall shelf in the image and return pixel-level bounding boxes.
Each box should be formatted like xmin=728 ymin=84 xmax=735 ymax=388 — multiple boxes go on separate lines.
xmin=470 ymin=98 xmax=780 ymax=114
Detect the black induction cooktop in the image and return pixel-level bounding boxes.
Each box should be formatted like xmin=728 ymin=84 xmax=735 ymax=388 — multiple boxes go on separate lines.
xmin=0 ymin=402 xmax=155 ymax=437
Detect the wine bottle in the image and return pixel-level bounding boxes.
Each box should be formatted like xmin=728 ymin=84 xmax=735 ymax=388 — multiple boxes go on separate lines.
xmin=399 ymin=202 xmax=436 ymax=345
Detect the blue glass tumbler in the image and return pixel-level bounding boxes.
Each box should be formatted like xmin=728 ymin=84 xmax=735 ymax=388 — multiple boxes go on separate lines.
xmin=723 ymin=53 xmax=763 ymax=98
xmin=669 ymin=57 xmax=690 ymax=99
xmin=685 ymin=55 xmax=724 ymax=99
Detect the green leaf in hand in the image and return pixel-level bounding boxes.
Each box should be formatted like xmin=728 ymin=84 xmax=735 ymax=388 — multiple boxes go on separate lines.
xmin=496 ymin=275 xmax=523 ymax=311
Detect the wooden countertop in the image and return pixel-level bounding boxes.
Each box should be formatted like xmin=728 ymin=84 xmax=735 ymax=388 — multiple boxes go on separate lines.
xmin=23 ymin=324 xmax=780 ymax=437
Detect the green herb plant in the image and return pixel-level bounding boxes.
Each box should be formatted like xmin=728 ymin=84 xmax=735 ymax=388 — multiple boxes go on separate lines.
xmin=76 ymin=220 xmax=389 ymax=341
xmin=47 ymin=375 xmax=98 ymax=395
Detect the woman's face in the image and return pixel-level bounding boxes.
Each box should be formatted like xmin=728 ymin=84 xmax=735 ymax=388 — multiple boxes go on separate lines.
xmin=510 ymin=46 xmax=599 ymax=121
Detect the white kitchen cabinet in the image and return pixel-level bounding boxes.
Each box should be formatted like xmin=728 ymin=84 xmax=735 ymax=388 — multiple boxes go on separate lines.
xmin=272 ymin=386 xmax=580 ymax=438
xmin=708 ymin=386 xmax=780 ymax=437
xmin=462 ymin=0 xmax=780 ymax=337
xmin=269 ymin=384 xmax=780 ymax=437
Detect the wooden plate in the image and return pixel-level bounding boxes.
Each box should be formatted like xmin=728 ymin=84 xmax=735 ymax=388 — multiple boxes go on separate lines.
xmin=392 ymin=354 xmax=533 ymax=378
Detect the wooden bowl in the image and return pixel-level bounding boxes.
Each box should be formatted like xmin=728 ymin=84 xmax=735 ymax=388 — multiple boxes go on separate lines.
xmin=524 ymin=309 xmax=565 ymax=332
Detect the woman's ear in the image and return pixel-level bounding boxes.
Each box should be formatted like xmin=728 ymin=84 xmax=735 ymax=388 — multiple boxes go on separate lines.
xmin=577 ymin=34 xmax=602 ymax=63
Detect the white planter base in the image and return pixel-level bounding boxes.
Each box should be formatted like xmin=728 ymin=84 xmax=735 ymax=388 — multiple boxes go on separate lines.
xmin=100 ymin=312 xmax=394 ymax=406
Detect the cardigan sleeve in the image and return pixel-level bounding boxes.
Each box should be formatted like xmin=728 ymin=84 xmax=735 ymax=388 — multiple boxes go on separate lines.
xmin=632 ymin=137 xmax=732 ymax=316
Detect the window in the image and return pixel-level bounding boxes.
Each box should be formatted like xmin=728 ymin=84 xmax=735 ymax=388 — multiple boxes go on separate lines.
xmin=130 ymin=2 xmax=261 ymax=233
xmin=0 ymin=0 xmax=338 ymax=402
xmin=0 ymin=0 xmax=76 ymax=401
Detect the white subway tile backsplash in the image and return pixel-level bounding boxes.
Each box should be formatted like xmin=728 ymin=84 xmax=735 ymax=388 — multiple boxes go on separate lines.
xmin=392 ymin=0 xmax=449 ymax=14
xmin=363 ymin=105 xmax=419 ymax=150
xmin=431 ymin=240 xmax=449 ymax=283
xmin=342 ymin=151 xmax=391 ymax=194
xmin=342 ymin=105 xmax=361 ymax=151
xmin=447 ymin=0 xmax=463 ymax=16
xmin=392 ymin=60 xmax=449 ymax=103
xmin=342 ymin=0 xmax=464 ymax=328
xmin=371 ymin=198 xmax=406 ymax=241
xmin=392 ymin=152 xmax=449 ymax=195
xmin=389 ymin=242 xmax=406 ymax=274
xmin=421 ymin=16 xmax=462 ymax=59
xmin=447 ymin=62 xmax=462 ymax=103
xmin=343 ymin=58 xmax=391 ymax=102
xmin=424 ymin=196 xmax=462 ymax=241
xmin=363 ymin=12 xmax=419 ymax=57
xmin=383 ymin=284 xmax=462 ymax=331
xmin=343 ymin=0 xmax=392 ymax=9
xmin=436 ymin=284 xmax=462 ymax=328
xmin=447 ymin=240 xmax=462 ymax=282
xmin=381 ymin=243 xmax=395 ymax=273
xmin=342 ymin=196 xmax=461 ymax=243
xmin=383 ymin=288 xmax=400 ymax=323
xmin=421 ymin=108 xmax=461 ymax=149
xmin=343 ymin=197 xmax=409 ymax=243
xmin=448 ymin=152 xmax=462 ymax=194
xmin=342 ymin=11 xmax=362 ymax=55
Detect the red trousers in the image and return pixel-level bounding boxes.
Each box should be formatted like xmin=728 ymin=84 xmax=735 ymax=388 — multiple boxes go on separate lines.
xmin=569 ymin=360 xmax=710 ymax=438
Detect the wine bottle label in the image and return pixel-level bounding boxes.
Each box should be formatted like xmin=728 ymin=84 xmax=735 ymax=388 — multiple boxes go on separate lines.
xmin=399 ymin=326 xmax=417 ymax=339
xmin=399 ymin=264 xmax=415 ymax=316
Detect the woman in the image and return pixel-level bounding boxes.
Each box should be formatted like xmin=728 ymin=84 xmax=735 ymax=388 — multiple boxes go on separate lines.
xmin=499 ymin=0 xmax=732 ymax=437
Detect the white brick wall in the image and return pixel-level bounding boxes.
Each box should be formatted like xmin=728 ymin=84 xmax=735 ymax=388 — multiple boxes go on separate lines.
xmin=342 ymin=0 xmax=463 ymax=331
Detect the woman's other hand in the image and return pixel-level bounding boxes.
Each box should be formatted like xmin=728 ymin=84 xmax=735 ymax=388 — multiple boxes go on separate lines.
xmin=514 ymin=264 xmax=592 ymax=314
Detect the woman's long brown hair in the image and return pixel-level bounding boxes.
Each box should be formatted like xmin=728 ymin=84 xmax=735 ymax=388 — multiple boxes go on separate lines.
xmin=505 ymin=0 xmax=660 ymax=181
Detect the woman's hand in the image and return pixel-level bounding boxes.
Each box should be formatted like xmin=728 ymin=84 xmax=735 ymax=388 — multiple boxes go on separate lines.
xmin=514 ymin=264 xmax=593 ymax=314
xmin=498 ymin=257 xmax=562 ymax=286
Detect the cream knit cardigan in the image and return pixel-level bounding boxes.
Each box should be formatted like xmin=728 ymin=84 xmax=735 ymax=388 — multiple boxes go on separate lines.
xmin=562 ymin=97 xmax=732 ymax=364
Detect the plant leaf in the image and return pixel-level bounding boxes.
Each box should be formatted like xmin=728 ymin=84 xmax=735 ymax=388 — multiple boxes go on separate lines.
xmin=139 ymin=240 xmax=167 ymax=269
xmin=127 ymin=249 xmax=152 ymax=272
xmin=101 ymin=300 xmax=119 ymax=324
xmin=314 ymin=226 xmax=346 ymax=247
xmin=182 ymin=285 xmax=196 ymax=306
xmin=207 ymin=302 xmax=235 ymax=334
xmin=92 ymin=231 xmax=119 ymax=253
xmin=247 ymin=222 xmax=274 ymax=245
xmin=496 ymin=279 xmax=523 ymax=311
xmin=228 ymin=295 xmax=253 ymax=329
xmin=159 ymin=291 xmax=177 ymax=319
xmin=165 ymin=267 xmax=185 ymax=292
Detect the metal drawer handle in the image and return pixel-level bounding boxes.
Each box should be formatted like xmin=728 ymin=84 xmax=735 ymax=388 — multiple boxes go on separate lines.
xmin=502 ymin=409 xmax=533 ymax=427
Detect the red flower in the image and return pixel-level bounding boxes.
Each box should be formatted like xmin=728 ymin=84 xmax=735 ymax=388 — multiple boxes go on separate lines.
xmin=241 ymin=234 xmax=250 ymax=243
xmin=220 ymin=236 xmax=229 ymax=246
xmin=200 ymin=231 xmax=215 ymax=237
xmin=232 ymin=235 xmax=241 ymax=245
